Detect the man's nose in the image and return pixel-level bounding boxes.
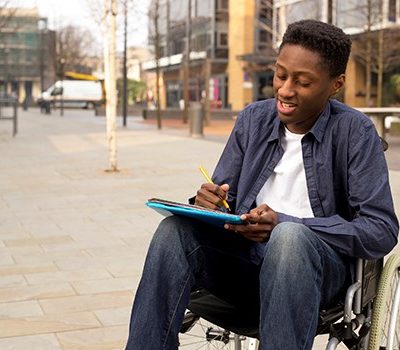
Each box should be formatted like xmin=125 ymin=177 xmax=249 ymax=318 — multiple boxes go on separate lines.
xmin=278 ymin=79 xmax=296 ymax=98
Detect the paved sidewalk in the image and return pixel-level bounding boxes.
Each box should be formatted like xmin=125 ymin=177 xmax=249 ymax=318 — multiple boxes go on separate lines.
xmin=0 ymin=108 xmax=399 ymax=350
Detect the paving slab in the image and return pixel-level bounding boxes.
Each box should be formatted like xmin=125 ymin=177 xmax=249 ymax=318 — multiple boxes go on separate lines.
xmin=56 ymin=325 xmax=127 ymax=350
xmin=39 ymin=291 xmax=134 ymax=315
xmin=0 ymin=334 xmax=63 ymax=350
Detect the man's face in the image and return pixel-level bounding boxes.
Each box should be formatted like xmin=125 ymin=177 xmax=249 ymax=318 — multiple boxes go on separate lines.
xmin=273 ymin=44 xmax=344 ymax=134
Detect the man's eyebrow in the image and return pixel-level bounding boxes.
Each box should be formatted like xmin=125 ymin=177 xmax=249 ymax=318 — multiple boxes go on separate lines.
xmin=275 ymin=62 xmax=316 ymax=77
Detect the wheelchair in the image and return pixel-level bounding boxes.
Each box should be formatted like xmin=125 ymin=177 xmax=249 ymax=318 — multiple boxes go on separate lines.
xmin=179 ymin=137 xmax=398 ymax=349
xmin=179 ymin=254 xmax=400 ymax=349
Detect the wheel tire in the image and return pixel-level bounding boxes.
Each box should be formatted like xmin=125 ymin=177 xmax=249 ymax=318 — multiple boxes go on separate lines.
xmin=179 ymin=315 xmax=254 ymax=349
xmin=368 ymin=254 xmax=400 ymax=350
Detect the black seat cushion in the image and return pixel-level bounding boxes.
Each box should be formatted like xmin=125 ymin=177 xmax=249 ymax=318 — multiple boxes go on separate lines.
xmin=188 ymin=289 xmax=259 ymax=338
xmin=187 ymin=289 xmax=346 ymax=339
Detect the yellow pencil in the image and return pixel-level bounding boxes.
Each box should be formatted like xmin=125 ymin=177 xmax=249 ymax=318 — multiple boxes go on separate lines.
xmin=199 ymin=166 xmax=230 ymax=211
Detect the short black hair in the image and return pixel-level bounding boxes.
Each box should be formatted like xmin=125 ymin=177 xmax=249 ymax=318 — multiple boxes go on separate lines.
xmin=280 ymin=20 xmax=352 ymax=77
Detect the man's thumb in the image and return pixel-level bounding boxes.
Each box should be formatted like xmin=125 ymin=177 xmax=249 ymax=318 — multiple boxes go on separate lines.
xmin=220 ymin=184 xmax=229 ymax=192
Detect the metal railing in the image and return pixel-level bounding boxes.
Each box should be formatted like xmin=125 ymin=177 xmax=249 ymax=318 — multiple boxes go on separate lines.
xmin=0 ymin=97 xmax=18 ymax=136
xmin=356 ymin=107 xmax=400 ymax=139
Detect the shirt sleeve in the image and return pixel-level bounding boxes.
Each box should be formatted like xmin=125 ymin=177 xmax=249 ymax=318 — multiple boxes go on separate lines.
xmin=212 ymin=111 xmax=248 ymax=213
xmin=278 ymin=124 xmax=398 ymax=260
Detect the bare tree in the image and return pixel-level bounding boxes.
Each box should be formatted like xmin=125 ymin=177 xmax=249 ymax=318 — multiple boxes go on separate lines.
xmin=119 ymin=0 xmax=140 ymax=127
xmin=365 ymin=0 xmax=374 ymax=105
xmin=86 ymin=0 xmax=119 ymax=171
xmin=353 ymin=28 xmax=400 ymax=106
xmin=0 ymin=0 xmax=19 ymax=32
xmin=103 ymin=0 xmax=119 ymax=172
xmin=148 ymin=0 xmax=162 ymax=129
xmin=182 ymin=0 xmax=191 ymax=124
xmin=376 ymin=0 xmax=384 ymax=107
xmin=87 ymin=0 xmax=146 ymax=169
xmin=56 ymin=25 xmax=100 ymax=74
xmin=350 ymin=0 xmax=400 ymax=106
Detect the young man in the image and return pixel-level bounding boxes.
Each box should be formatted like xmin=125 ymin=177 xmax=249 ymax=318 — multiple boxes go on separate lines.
xmin=125 ymin=20 xmax=399 ymax=349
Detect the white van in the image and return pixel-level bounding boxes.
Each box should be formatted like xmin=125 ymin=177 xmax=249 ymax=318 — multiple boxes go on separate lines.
xmin=40 ymin=80 xmax=103 ymax=109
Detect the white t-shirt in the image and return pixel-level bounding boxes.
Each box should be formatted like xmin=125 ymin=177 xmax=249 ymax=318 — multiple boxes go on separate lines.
xmin=256 ymin=127 xmax=314 ymax=218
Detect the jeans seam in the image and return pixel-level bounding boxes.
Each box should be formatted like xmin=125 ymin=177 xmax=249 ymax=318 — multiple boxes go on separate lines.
xmin=300 ymin=264 xmax=322 ymax=350
xmin=162 ymin=272 xmax=192 ymax=350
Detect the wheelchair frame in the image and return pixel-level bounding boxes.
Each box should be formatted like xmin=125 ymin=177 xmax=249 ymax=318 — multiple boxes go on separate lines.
xmin=180 ymin=254 xmax=400 ymax=350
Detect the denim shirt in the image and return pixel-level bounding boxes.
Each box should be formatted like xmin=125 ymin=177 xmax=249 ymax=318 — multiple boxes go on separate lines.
xmin=212 ymin=99 xmax=398 ymax=260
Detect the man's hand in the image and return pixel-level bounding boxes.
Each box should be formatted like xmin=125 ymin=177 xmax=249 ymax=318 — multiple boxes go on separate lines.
xmin=224 ymin=204 xmax=278 ymax=243
xmin=194 ymin=183 xmax=229 ymax=211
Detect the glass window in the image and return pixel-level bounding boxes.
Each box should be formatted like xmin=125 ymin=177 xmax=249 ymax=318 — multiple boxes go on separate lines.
xmin=197 ymin=0 xmax=212 ymax=17
xmin=169 ymin=1 xmax=186 ymax=22
xmin=388 ymin=0 xmax=397 ymax=22
xmin=336 ymin=0 xmax=381 ymax=31
xmin=194 ymin=33 xmax=208 ymax=51
xmin=218 ymin=0 xmax=228 ymax=10
xmin=172 ymin=39 xmax=184 ymax=55
xmin=259 ymin=30 xmax=271 ymax=44
xmin=286 ymin=0 xmax=323 ymax=24
xmin=219 ymin=33 xmax=228 ymax=46
xmin=166 ymin=80 xmax=181 ymax=107
xmin=259 ymin=0 xmax=273 ymax=25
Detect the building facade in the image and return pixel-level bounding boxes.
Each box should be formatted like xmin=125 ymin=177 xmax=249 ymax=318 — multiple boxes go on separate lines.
xmin=0 ymin=8 xmax=56 ymax=103
xmin=228 ymin=0 xmax=275 ymax=110
xmin=145 ymin=0 xmax=229 ymax=109
xmin=273 ymin=0 xmax=400 ymax=107
xmin=144 ymin=0 xmax=400 ymax=111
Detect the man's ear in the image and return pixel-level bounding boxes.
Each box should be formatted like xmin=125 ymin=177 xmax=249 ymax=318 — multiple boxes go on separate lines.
xmin=331 ymin=74 xmax=346 ymax=96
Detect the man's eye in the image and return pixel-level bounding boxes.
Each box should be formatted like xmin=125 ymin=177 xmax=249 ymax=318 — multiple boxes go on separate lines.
xmin=298 ymin=81 xmax=311 ymax=87
xmin=277 ymin=75 xmax=287 ymax=81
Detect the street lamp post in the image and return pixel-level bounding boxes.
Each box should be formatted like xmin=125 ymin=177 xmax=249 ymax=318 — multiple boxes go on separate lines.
xmin=59 ymin=58 xmax=65 ymax=116
xmin=38 ymin=18 xmax=47 ymax=94
xmin=4 ymin=47 xmax=10 ymax=96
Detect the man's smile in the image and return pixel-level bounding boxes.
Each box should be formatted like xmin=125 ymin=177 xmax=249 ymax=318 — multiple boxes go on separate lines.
xmin=277 ymin=99 xmax=297 ymax=115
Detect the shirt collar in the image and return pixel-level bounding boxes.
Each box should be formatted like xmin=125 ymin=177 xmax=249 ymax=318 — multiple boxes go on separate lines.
xmin=267 ymin=100 xmax=331 ymax=143
xmin=307 ymin=101 xmax=331 ymax=143
xmin=267 ymin=108 xmax=281 ymax=143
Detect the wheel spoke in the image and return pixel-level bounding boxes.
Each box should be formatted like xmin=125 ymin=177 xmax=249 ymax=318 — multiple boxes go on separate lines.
xmin=362 ymin=255 xmax=400 ymax=350
xmin=180 ymin=317 xmax=253 ymax=349
xmin=374 ymin=263 xmax=400 ymax=349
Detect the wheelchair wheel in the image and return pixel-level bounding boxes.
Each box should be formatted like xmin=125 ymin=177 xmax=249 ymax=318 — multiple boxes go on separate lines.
xmin=179 ymin=312 xmax=256 ymax=349
xmin=368 ymin=254 xmax=400 ymax=350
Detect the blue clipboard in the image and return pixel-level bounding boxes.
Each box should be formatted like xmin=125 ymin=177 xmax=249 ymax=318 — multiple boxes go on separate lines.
xmin=146 ymin=198 xmax=244 ymax=227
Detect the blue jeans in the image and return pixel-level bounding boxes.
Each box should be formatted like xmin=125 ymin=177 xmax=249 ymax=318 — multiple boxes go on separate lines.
xmin=125 ymin=216 xmax=350 ymax=350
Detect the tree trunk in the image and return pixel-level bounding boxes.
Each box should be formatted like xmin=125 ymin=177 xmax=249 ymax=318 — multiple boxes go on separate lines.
xmin=377 ymin=0 xmax=384 ymax=107
xmin=182 ymin=0 xmax=191 ymax=124
xmin=366 ymin=0 xmax=372 ymax=106
xmin=377 ymin=31 xmax=384 ymax=107
xmin=154 ymin=0 xmax=162 ymax=129
xmin=204 ymin=58 xmax=211 ymax=126
xmin=103 ymin=0 xmax=118 ymax=171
